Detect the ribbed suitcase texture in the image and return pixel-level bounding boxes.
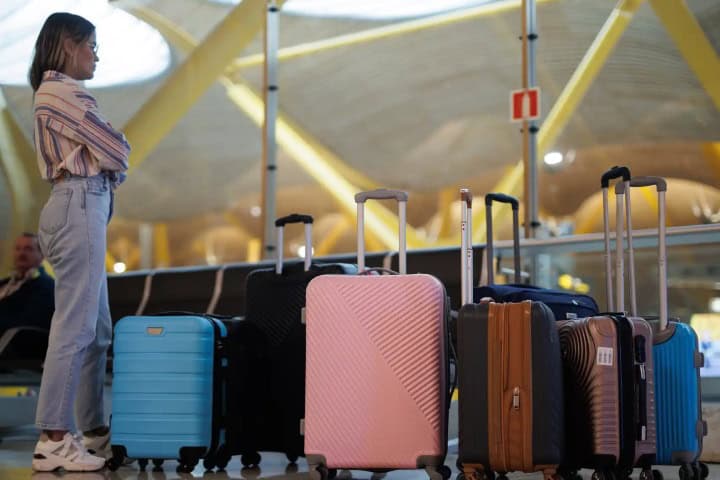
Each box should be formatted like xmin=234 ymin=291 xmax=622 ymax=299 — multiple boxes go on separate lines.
xmin=305 ymin=274 xmax=449 ymax=474
xmin=219 ymin=262 xmax=355 ymax=467
xmin=653 ymin=321 xmax=705 ymax=465
xmin=110 ymin=315 xmax=226 ymax=468
xmin=558 ymin=315 xmax=655 ymax=475
xmin=458 ymin=301 xmax=564 ymax=479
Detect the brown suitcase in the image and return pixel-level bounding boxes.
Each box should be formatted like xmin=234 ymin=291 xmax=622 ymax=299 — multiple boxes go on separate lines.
xmin=558 ymin=315 xmax=655 ymax=479
xmin=557 ymin=167 xmax=656 ymax=480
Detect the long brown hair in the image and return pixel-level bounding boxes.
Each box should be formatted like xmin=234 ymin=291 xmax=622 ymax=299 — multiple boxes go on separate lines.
xmin=29 ymin=12 xmax=95 ymax=91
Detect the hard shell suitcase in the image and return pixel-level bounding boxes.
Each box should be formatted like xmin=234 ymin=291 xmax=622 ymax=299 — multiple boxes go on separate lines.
xmin=304 ymin=189 xmax=452 ymax=480
xmin=215 ymin=214 xmax=355 ymax=469
xmin=558 ymin=167 xmax=656 ymax=480
xmin=473 ymin=193 xmax=599 ymax=321
xmin=616 ymin=177 xmax=708 ymax=479
xmin=108 ymin=313 xmax=227 ymax=473
xmin=457 ymin=189 xmax=565 ymax=480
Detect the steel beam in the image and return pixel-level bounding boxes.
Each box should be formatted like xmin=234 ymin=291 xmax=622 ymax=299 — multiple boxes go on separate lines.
xmin=122 ymin=0 xmax=268 ymax=169
xmin=129 ymin=7 xmax=424 ymax=250
xmin=223 ymin=80 xmax=427 ymax=249
xmin=227 ymin=0 xmax=558 ymax=73
xmin=650 ymin=0 xmax=720 ymax=110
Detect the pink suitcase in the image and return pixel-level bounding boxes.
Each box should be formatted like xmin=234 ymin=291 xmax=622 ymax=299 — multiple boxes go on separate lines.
xmin=304 ymin=189 xmax=451 ymax=480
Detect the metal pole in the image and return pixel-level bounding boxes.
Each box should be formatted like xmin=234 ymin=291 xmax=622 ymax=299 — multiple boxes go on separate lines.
xmin=521 ymin=0 xmax=539 ymax=239
xmin=261 ymin=0 xmax=279 ymax=259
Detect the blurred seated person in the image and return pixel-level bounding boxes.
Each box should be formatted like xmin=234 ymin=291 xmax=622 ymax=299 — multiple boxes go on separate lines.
xmin=0 ymin=233 xmax=55 ymax=361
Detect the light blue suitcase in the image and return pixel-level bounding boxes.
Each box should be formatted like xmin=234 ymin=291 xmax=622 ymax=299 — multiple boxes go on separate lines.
xmin=108 ymin=314 xmax=227 ymax=473
xmin=619 ymin=177 xmax=708 ymax=480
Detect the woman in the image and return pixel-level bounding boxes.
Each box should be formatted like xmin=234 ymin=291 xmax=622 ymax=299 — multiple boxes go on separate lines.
xmin=29 ymin=12 xmax=130 ymax=472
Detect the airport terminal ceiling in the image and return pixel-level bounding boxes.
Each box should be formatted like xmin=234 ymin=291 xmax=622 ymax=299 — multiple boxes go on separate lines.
xmin=0 ymin=0 xmax=719 ymax=270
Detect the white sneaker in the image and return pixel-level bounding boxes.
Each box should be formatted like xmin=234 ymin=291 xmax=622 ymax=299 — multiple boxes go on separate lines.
xmin=82 ymin=430 xmax=110 ymax=459
xmin=83 ymin=430 xmax=134 ymax=466
xmin=32 ymin=432 xmax=106 ymax=472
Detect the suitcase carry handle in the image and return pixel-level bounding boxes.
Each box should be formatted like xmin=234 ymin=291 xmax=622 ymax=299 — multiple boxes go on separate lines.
xmin=600 ymin=165 xmax=631 ymax=188
xmin=485 ymin=193 xmax=521 ymax=286
xmin=275 ymin=213 xmax=313 ymax=227
xmin=355 ymin=189 xmax=408 ymax=274
xmin=275 ymin=213 xmax=313 ymax=274
xmin=601 ymin=166 xmax=632 ymax=312
xmin=615 ymin=176 xmax=668 ymax=330
xmin=355 ymin=189 xmax=409 ymax=203
xmin=461 ymin=189 xmax=473 ymax=305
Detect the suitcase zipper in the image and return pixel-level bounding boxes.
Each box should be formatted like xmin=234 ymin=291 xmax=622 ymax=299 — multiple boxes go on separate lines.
xmin=512 ymin=387 xmax=520 ymax=409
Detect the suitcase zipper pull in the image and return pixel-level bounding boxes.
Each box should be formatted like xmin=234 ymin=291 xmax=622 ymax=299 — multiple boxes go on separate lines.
xmin=512 ymin=387 xmax=520 ymax=409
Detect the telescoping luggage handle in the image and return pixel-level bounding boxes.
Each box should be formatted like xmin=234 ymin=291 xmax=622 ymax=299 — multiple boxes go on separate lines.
xmin=601 ymin=166 xmax=631 ymax=312
xmin=355 ymin=189 xmax=408 ymax=274
xmin=460 ymin=189 xmax=473 ymax=305
xmin=616 ymin=177 xmax=669 ymax=330
xmin=274 ymin=213 xmax=313 ymax=274
xmin=485 ymin=193 xmax=521 ymax=286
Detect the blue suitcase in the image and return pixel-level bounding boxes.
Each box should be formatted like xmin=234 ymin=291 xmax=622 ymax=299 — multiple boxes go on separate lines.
xmin=108 ymin=314 xmax=227 ymax=473
xmin=617 ymin=176 xmax=708 ymax=479
xmin=473 ymin=193 xmax=599 ymax=320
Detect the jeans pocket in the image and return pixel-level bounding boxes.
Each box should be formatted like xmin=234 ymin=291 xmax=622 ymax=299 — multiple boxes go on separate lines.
xmin=86 ymin=176 xmax=108 ymax=195
xmin=39 ymin=189 xmax=73 ymax=235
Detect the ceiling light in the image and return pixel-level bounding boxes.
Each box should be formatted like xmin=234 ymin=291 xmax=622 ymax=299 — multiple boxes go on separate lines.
xmin=544 ymin=151 xmax=563 ymax=166
xmin=710 ymin=297 xmax=720 ymax=313
xmin=0 ymin=0 xmax=171 ymax=87
xmin=113 ymin=262 xmax=127 ymax=274
xmin=250 ymin=206 xmax=262 ymax=217
xmin=297 ymin=245 xmax=314 ymax=258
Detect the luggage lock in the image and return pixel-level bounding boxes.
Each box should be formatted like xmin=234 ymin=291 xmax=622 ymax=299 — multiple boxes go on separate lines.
xmin=512 ymin=387 xmax=520 ymax=409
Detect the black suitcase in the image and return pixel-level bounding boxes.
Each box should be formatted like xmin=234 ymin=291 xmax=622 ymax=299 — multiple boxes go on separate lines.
xmin=213 ymin=214 xmax=355 ymax=469
xmin=456 ymin=190 xmax=565 ymax=480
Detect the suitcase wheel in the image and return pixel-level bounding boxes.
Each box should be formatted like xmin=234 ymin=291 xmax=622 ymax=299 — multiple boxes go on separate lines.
xmin=176 ymin=463 xmax=194 ymax=474
xmin=651 ymin=470 xmax=664 ymax=480
xmin=557 ymin=469 xmax=581 ymax=480
xmin=679 ymin=463 xmax=708 ymax=480
xmin=438 ymin=465 xmax=452 ymax=480
xmin=638 ymin=470 xmax=655 ymax=480
xmin=138 ymin=458 xmax=148 ymax=471
xmin=310 ymin=465 xmax=329 ymax=480
xmin=241 ymin=451 xmax=261 ymax=468
xmin=591 ymin=470 xmax=618 ymax=480
xmin=203 ymin=455 xmax=216 ymax=471
xmin=286 ymin=452 xmax=299 ymax=464
xmin=106 ymin=457 xmax=121 ymax=472
xmin=152 ymin=459 xmax=164 ymax=471
xmin=456 ymin=467 xmax=494 ymax=480
xmin=214 ymin=445 xmax=230 ymax=471
xmin=426 ymin=465 xmax=451 ymax=480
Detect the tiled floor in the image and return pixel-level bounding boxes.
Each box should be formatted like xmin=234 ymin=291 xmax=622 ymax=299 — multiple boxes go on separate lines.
xmin=0 ymin=385 xmax=716 ymax=479
xmin=1 ymin=422 xmax=717 ymax=480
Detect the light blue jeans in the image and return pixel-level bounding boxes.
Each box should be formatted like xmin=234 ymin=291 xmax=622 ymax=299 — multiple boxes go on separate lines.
xmin=36 ymin=173 xmax=113 ymax=432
